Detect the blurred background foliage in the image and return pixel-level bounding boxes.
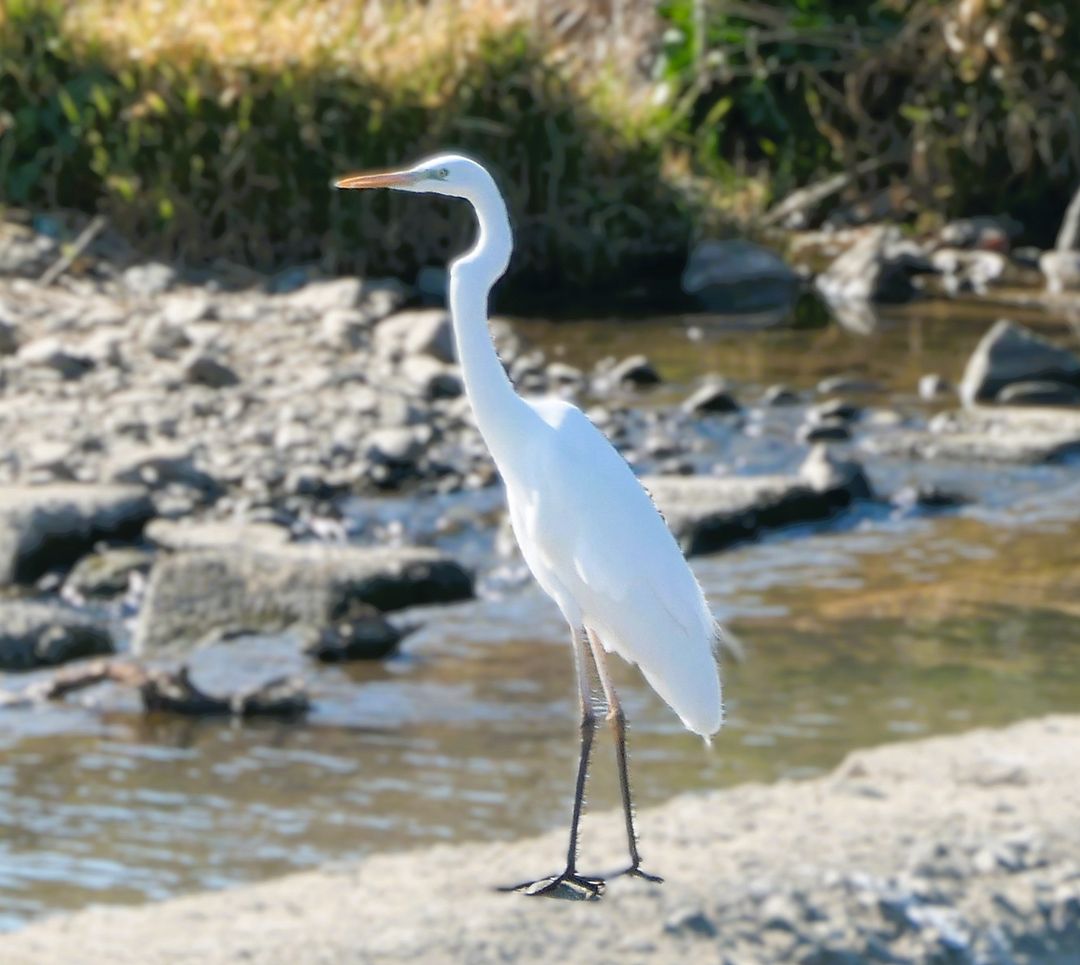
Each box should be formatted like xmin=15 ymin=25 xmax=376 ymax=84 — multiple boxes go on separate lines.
xmin=2 ymin=0 xmax=1079 ymax=293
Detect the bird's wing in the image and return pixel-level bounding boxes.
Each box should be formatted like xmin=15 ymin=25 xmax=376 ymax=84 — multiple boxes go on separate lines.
xmin=521 ymin=400 xmax=723 ymax=736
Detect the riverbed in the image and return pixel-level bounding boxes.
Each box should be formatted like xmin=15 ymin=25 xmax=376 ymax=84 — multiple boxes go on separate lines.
xmin=2 ymin=300 xmax=1080 ymax=930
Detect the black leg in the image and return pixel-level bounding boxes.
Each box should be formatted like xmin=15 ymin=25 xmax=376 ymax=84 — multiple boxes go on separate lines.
xmin=587 ymin=629 xmax=664 ymax=884
xmin=499 ymin=628 xmax=606 ymax=900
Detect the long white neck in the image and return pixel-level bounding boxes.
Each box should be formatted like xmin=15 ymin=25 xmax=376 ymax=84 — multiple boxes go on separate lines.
xmin=448 ymin=185 xmax=538 ymax=469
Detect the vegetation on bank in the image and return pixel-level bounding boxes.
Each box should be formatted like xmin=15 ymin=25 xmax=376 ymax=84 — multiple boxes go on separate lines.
xmin=2 ymin=0 xmax=1079 ymax=293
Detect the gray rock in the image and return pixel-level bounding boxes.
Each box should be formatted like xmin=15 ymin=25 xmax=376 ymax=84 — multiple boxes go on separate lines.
xmin=683 ymin=381 xmax=740 ymax=415
xmin=0 ymin=484 xmax=154 ymax=584
xmin=0 ymin=600 xmax=114 ymax=671
xmin=0 ymin=318 xmax=18 ymax=355
xmin=183 ymin=351 xmax=240 ymax=388
xmin=17 ymin=338 xmax=94 ymax=379
xmin=816 ymin=376 xmax=880 ymax=396
xmin=930 ymin=248 xmax=1008 ymax=295
xmin=762 ymin=385 xmax=800 ymax=406
xmin=365 ymin=427 xmax=425 ymax=466
xmin=0 ymin=223 xmax=58 ymax=276
xmin=866 ymin=407 xmax=1080 ymax=464
xmin=287 ymin=277 xmax=363 ymax=314
xmin=144 ymin=519 xmax=290 ymax=552
xmin=375 ymin=309 xmax=456 ymax=364
xmin=936 ymin=215 xmax=1020 ymax=250
xmin=959 ymin=319 xmax=1080 ymax=405
xmin=681 ymin=239 xmax=799 ymax=315
xmin=997 ymin=380 xmax=1080 ymax=406
xmin=134 ymin=544 xmax=473 ymax=652
xmin=65 ymin=546 xmax=154 ymax=599
xmin=797 ymin=420 xmax=851 ymax=444
xmin=399 ymin=355 xmax=462 ymax=399
xmin=320 ymin=308 xmax=370 ymax=350
xmin=142 ymin=317 xmax=193 ymax=359
xmin=809 ymin=399 xmax=861 ymax=423
xmin=1039 ymin=250 xmax=1080 ymax=293
xmin=121 ymin=262 xmax=177 ymax=297
xmin=815 ymin=226 xmax=928 ymax=306
xmin=919 ymin=373 xmax=951 ymax=400
xmin=644 ymin=448 xmax=871 ymax=556
xmin=161 ymin=292 xmax=213 ymax=326
xmin=108 ymin=444 xmax=219 ymax=495
xmin=303 ymin=606 xmax=404 ymax=661
xmin=610 ymin=355 xmax=661 ymax=388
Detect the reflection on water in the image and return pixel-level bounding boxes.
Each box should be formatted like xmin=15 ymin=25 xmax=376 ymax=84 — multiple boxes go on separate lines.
xmin=3 ymin=304 xmax=1080 ymax=929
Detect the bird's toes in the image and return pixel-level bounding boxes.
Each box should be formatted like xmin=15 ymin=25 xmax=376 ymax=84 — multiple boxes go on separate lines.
xmin=499 ymin=871 xmax=605 ymax=901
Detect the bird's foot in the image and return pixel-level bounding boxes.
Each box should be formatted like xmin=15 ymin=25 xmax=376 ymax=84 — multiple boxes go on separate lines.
xmin=610 ymin=863 xmax=664 ymax=884
xmin=498 ymin=869 xmax=605 ymax=901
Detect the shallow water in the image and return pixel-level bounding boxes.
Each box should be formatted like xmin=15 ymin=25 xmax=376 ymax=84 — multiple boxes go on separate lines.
xmin=3 ymin=301 xmax=1080 ymax=929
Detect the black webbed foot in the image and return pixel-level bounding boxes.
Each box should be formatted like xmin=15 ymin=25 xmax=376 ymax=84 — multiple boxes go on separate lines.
xmin=609 ymin=863 xmax=664 ymax=884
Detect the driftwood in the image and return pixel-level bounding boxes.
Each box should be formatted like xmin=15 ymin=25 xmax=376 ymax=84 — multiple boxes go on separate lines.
xmin=38 ymin=215 xmax=108 ymax=287
xmin=0 ymin=658 xmax=309 ymax=718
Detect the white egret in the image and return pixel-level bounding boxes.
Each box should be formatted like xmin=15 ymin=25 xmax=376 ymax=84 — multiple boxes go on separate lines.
xmin=336 ymin=155 xmax=724 ymax=899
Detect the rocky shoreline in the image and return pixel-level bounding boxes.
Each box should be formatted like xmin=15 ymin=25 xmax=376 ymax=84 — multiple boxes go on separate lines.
xmin=4 ymin=209 xmax=1080 ymax=675
xmin=1 ymin=715 xmax=1077 ymax=964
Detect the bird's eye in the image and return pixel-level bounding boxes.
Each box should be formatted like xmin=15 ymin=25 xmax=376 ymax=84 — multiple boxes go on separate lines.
xmin=438 ymin=168 xmax=449 ymax=179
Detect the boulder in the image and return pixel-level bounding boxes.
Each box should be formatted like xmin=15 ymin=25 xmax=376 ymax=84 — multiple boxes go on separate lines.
xmin=374 ymin=309 xmax=456 ymax=364
xmin=609 ymin=355 xmax=661 ymax=388
xmin=682 ymin=381 xmax=740 ymax=415
xmin=0 ymin=600 xmax=114 ymax=671
xmin=17 ymin=338 xmax=94 ymax=379
xmin=866 ymin=407 xmax=1080 ymax=464
xmin=121 ymin=262 xmax=177 ymax=296
xmin=143 ymin=519 xmax=290 ymax=552
xmin=303 ymin=606 xmax=404 ymax=661
xmin=0 ymin=484 xmax=154 ymax=584
xmin=182 ymin=350 xmax=240 ymax=388
xmin=1039 ymin=250 xmax=1080 ymax=293
xmin=959 ymin=320 xmax=1080 ymax=405
xmin=815 ymin=226 xmax=929 ymax=306
xmin=134 ymin=544 xmax=473 ymax=652
xmin=65 ymin=546 xmax=154 ymax=599
xmin=681 ymin=240 xmax=799 ymax=315
xmin=643 ymin=448 xmax=871 ymax=556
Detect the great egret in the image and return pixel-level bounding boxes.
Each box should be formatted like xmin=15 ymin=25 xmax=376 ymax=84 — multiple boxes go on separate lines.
xmin=336 ymin=155 xmax=724 ymax=899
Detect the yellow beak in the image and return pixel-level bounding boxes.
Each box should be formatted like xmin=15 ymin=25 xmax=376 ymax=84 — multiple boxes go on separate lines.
xmin=334 ymin=169 xmax=417 ymax=190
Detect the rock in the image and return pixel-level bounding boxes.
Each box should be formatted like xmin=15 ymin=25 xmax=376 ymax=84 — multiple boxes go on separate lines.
xmin=0 ymin=484 xmax=154 ymax=584
xmin=161 ymin=292 xmax=213 ymax=326
xmin=815 ymin=226 xmax=929 ymax=306
xmin=0 ymin=600 xmax=114 ymax=670
xmin=643 ymin=449 xmax=871 ymax=556
xmin=374 ymin=309 xmax=456 ymax=364
xmin=997 ymin=380 xmax=1080 ymax=406
xmin=17 ymin=337 xmax=94 ymax=379
xmin=0 ymin=318 xmax=18 ymax=355
xmin=762 ymin=385 xmax=800 ymax=406
xmin=121 ymin=262 xmax=177 ymax=296
xmin=107 ymin=444 xmax=219 ymax=495
xmin=1039 ymin=250 xmax=1080 ymax=293
xmin=681 ymin=240 xmax=799 ymax=315
xmin=144 ymin=519 xmax=290 ymax=551
xmin=287 ymin=277 xmax=363 ymax=314
xmin=930 ymin=248 xmax=1008 ymax=295
xmin=609 ymin=355 xmax=661 ymax=388
xmin=958 ymin=319 xmax=1080 ymax=405
xmin=142 ymin=317 xmax=193 ymax=359
xmin=303 ymin=606 xmax=404 ymax=661
xmin=682 ymin=381 xmax=740 ymax=415
xmin=797 ymin=420 xmax=850 ymax=444
xmin=936 ymin=215 xmax=1020 ymax=251
xmin=182 ymin=350 xmax=240 ymax=388
xmin=320 ymin=308 xmax=370 ymax=350
xmin=890 ymin=484 xmax=967 ymax=512
xmin=866 ymin=407 xmax=1080 ymax=464
xmin=0 ymin=222 xmax=58 ymax=275
xmin=134 ymin=545 xmax=473 ymax=652
xmin=919 ymin=374 xmax=951 ymax=400
xmin=809 ymin=399 xmax=861 ymax=423
xmin=65 ymin=546 xmax=154 ymax=599
xmin=663 ymin=908 xmax=718 ymax=938
xmin=816 ymin=375 xmax=881 ymax=395
xmin=399 ymin=355 xmax=462 ymax=399
xmin=364 ymin=427 xmax=425 ymax=467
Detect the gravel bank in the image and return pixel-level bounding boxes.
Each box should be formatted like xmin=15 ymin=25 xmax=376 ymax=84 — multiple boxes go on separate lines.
xmin=3 ymin=715 xmax=1078 ymax=964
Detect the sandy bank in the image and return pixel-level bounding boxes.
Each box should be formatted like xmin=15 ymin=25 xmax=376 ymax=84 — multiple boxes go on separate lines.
xmin=3 ymin=716 xmax=1079 ymax=964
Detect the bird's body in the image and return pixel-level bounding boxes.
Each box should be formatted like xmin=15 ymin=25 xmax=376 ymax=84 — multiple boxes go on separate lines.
xmin=336 ymin=153 xmax=724 ymax=898
xmin=502 ymin=397 xmax=722 ymax=736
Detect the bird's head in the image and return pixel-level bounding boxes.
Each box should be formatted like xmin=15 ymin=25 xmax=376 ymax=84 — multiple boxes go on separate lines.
xmin=334 ymin=153 xmax=492 ymax=202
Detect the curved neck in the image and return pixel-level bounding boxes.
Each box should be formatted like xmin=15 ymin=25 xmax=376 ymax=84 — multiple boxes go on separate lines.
xmin=449 ymin=186 xmax=535 ymax=465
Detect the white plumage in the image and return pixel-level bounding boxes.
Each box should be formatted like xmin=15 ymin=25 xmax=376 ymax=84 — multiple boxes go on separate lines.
xmin=337 ymin=152 xmax=725 ymax=895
